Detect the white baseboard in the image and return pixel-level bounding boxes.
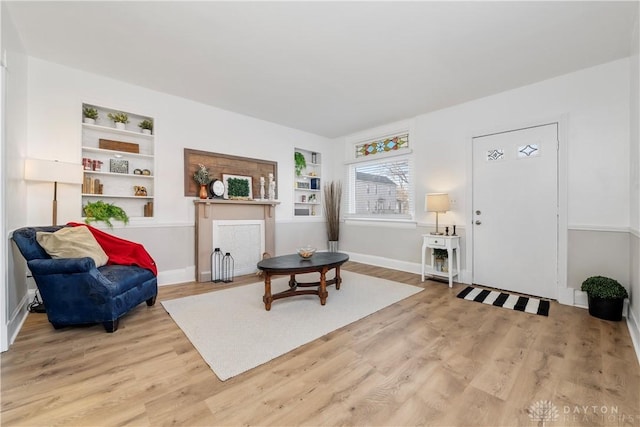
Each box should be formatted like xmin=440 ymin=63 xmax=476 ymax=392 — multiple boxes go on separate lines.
xmin=627 ymin=308 xmax=640 ymax=366
xmin=344 ymin=251 xmax=470 ymax=284
xmin=345 ymin=251 xmax=421 ymax=275
xmin=157 ymin=266 xmax=195 ymax=286
xmin=557 ymin=287 xmax=575 ymax=306
xmin=574 ymin=289 xmax=589 ymax=309
xmin=6 ymin=292 xmax=31 ymax=350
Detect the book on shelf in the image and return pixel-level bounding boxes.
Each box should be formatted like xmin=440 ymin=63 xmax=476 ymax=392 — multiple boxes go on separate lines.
xmin=82 ymin=176 xmax=102 ymax=194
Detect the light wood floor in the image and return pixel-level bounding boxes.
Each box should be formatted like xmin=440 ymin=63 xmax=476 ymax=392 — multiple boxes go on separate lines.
xmin=2 ymin=262 xmax=639 ymax=426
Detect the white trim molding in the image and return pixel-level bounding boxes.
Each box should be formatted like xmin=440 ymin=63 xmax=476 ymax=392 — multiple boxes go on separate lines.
xmin=568 ymin=224 xmax=633 ymax=233
xmin=157 ymin=265 xmax=195 ymax=286
xmin=344 ymin=251 xmax=471 ymax=285
xmin=627 ymin=308 xmax=640 ymax=366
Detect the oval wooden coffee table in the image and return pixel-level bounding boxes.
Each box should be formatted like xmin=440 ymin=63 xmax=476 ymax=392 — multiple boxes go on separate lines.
xmin=257 ymin=252 xmax=349 ymax=310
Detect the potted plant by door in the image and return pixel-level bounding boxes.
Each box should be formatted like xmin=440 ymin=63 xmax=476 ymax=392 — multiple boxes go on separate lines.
xmin=107 ymin=112 xmax=129 ymax=130
xmin=581 ymin=276 xmax=628 ymax=321
xmin=83 ymin=107 xmax=99 ymax=124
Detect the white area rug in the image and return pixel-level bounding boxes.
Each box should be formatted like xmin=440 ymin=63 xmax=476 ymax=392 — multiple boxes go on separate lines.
xmin=161 ymin=270 xmax=423 ymax=381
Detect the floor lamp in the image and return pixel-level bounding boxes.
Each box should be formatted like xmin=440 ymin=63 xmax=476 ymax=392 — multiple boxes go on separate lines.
xmin=25 ymin=158 xmax=83 ymax=226
xmin=426 ymin=193 xmax=450 ymax=235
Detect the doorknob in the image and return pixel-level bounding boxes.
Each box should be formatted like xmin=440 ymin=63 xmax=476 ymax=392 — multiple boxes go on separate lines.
xmin=475 ymin=220 xmax=482 ymax=225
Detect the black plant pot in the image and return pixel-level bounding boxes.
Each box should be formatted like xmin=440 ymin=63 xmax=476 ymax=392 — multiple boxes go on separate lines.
xmin=587 ymin=295 xmax=624 ymax=321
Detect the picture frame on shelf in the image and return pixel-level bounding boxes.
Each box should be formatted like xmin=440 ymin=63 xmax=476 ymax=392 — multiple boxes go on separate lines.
xmin=222 ymin=174 xmax=252 ymax=200
xmin=109 ymin=159 xmax=129 ymax=174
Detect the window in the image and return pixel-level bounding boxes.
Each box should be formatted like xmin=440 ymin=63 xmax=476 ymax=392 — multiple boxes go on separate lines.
xmin=347 ymin=133 xmax=413 ymax=220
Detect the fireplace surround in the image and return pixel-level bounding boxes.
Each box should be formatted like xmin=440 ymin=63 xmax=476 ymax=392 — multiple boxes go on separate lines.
xmin=194 ymin=199 xmax=279 ymax=282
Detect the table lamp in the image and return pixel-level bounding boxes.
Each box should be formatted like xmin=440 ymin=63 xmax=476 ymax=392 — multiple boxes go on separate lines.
xmin=425 ymin=193 xmax=450 ymax=235
xmin=25 ymin=158 xmax=83 ymax=225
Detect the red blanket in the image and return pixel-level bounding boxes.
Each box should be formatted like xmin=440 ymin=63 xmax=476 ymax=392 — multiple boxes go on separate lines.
xmin=68 ymin=222 xmax=158 ymax=276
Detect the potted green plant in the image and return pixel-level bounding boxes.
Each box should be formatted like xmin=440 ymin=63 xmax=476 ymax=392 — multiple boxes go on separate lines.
xmin=82 ymin=107 xmax=99 ymax=124
xmin=193 ymin=164 xmax=212 ymax=199
xmin=433 ymin=248 xmax=448 ymax=272
xmin=294 ymin=152 xmax=307 ymax=176
xmin=138 ymin=119 xmax=153 ymax=135
xmin=581 ymin=276 xmax=628 ymax=321
xmin=107 ymin=111 xmax=129 ymax=130
xmin=83 ymin=200 xmax=129 ymax=228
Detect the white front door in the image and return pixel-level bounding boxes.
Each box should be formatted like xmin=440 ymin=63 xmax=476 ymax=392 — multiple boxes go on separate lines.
xmin=472 ymin=123 xmax=558 ymax=299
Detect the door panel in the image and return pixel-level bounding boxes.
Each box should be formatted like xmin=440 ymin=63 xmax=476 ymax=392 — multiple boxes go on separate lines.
xmin=472 ymin=123 xmax=558 ymax=299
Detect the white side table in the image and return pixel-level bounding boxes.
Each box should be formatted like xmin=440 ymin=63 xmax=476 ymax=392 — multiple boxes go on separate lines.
xmin=421 ymin=234 xmax=460 ymax=287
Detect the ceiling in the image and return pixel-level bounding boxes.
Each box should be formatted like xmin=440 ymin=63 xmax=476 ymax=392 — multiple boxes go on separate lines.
xmin=6 ymin=1 xmax=639 ymax=138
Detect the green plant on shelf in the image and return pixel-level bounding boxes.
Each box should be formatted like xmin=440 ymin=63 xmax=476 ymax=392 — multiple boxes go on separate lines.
xmin=193 ymin=164 xmax=212 ymax=185
xmin=83 ymin=107 xmax=99 ymax=120
xmin=138 ymin=119 xmax=153 ymax=131
xmin=83 ymin=200 xmax=129 ymax=228
xmin=294 ymin=152 xmax=306 ymax=176
xmin=107 ymin=111 xmax=129 ymax=124
xmin=433 ymin=249 xmax=448 ymax=259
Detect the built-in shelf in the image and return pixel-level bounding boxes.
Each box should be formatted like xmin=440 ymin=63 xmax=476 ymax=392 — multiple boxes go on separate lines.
xmin=82 ymin=103 xmax=155 ymax=219
xmin=82 ymin=122 xmax=154 ymax=140
xmin=293 ymin=148 xmax=322 ymax=218
xmin=82 ymin=194 xmax=154 ymax=199
xmin=82 ymin=146 xmax=154 ymax=159
xmin=83 ymin=170 xmax=154 ymax=179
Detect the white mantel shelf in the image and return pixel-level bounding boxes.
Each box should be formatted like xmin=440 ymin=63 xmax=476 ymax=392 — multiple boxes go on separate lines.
xmin=193 ymin=199 xmax=280 ymax=206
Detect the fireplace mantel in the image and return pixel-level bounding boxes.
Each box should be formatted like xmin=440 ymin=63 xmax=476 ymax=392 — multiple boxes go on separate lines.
xmin=194 ymin=199 xmax=280 ymax=282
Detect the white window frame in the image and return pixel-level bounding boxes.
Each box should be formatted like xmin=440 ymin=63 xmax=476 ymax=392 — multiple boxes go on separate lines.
xmin=344 ymin=140 xmax=415 ymax=223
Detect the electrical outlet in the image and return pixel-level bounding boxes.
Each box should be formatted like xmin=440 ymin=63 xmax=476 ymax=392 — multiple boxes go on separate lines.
xmin=449 ymin=198 xmax=457 ymax=206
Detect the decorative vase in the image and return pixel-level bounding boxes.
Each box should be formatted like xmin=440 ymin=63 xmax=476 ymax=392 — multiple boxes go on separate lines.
xmin=141 ymin=129 xmax=151 ymax=135
xmin=83 ymin=117 xmax=95 ymax=125
xmin=328 ymin=240 xmax=339 ymax=252
xmin=115 ymin=122 xmax=126 ymax=130
xmin=199 ymin=184 xmax=208 ymax=199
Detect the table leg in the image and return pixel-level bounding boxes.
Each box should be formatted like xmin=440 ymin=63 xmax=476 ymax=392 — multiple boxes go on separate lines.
xmin=456 ymin=248 xmax=461 ymax=286
xmin=263 ymin=273 xmax=272 ymax=311
xmin=447 ymin=250 xmax=453 ymax=288
xmin=319 ymin=267 xmax=328 ymax=305
xmin=335 ymin=265 xmax=342 ymax=290
xmin=288 ymin=273 xmax=297 ymax=289
xmin=421 ymin=241 xmax=426 ymax=281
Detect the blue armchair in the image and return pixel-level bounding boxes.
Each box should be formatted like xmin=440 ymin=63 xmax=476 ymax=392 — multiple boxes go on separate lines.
xmin=12 ymin=226 xmax=158 ymax=332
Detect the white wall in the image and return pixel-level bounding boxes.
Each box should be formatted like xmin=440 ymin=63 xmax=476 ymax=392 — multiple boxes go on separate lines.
xmin=2 ymin=3 xmax=30 ymax=351
xmin=628 ymin=12 xmax=640 ymax=359
xmin=334 ymin=59 xmax=631 ymax=292
xmin=23 ymin=58 xmax=335 ymax=284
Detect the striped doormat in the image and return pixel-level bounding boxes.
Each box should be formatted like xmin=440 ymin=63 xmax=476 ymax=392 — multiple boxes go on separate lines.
xmin=456 ymin=286 xmax=550 ymax=316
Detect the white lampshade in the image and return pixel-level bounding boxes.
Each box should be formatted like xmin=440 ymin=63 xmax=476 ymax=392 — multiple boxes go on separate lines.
xmin=24 ymin=158 xmax=83 ymax=184
xmin=25 ymin=158 xmax=83 ymax=226
xmin=425 ymin=193 xmax=450 ymax=213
